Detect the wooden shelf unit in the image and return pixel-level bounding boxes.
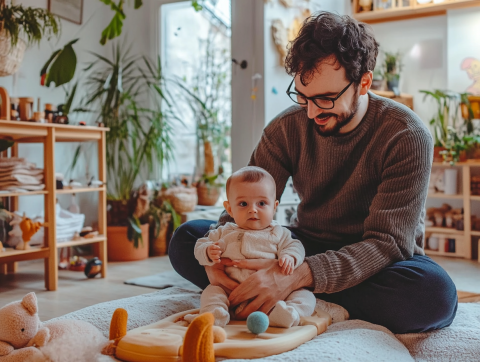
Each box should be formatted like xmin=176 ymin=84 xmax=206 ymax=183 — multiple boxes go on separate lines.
xmin=353 ymin=0 xmax=480 ymax=24
xmin=0 ymin=120 xmax=109 ymax=290
xmin=424 ymin=162 xmax=480 ymax=261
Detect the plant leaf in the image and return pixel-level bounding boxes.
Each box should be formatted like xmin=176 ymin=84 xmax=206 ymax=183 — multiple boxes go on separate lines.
xmin=0 ymin=140 xmax=14 ymax=152
xmin=44 ymin=40 xmax=79 ymax=87
xmin=100 ymin=9 xmax=126 ymax=45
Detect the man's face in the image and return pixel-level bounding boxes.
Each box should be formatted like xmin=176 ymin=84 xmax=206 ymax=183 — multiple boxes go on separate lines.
xmin=294 ymin=57 xmax=360 ymax=137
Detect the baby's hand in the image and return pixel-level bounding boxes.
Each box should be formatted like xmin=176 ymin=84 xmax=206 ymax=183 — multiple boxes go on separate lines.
xmin=207 ymin=242 xmax=222 ymax=263
xmin=279 ymin=255 xmax=295 ymax=275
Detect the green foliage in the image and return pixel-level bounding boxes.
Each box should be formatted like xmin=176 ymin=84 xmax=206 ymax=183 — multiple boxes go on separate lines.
xmin=381 ymin=51 xmax=402 ymax=81
xmin=0 ymin=3 xmax=59 ymax=47
xmin=40 ymin=39 xmax=78 ymax=88
xmin=421 ymin=89 xmax=477 ymax=164
xmin=127 ymin=216 xmax=143 ymax=247
xmin=191 ymin=0 xmax=203 ymax=11
xmin=0 ymin=139 xmax=14 ymax=152
xmin=99 ymin=0 xmax=142 ymax=45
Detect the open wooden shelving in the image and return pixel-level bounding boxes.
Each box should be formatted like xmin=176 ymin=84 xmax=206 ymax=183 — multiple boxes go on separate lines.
xmin=0 ymin=119 xmax=109 ymax=290
xmin=424 ymin=162 xmax=480 ymax=261
xmin=353 ymin=0 xmax=480 ymax=24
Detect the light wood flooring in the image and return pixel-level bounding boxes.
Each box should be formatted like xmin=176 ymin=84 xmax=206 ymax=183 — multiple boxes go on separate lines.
xmin=0 ymin=255 xmax=479 ymax=321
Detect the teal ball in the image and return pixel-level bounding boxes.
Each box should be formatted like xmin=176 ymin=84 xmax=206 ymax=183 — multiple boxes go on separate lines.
xmin=246 ymin=312 xmax=269 ymax=334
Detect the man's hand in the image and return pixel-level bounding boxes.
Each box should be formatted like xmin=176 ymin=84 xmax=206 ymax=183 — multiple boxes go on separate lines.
xmin=205 ymin=258 xmax=239 ymax=295
xmin=207 ymin=242 xmax=222 ymax=263
xmin=228 ymin=261 xmax=314 ymax=320
xmin=279 ymin=255 xmax=295 ymax=275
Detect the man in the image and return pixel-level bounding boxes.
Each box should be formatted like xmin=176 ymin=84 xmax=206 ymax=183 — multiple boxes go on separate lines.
xmin=169 ymin=12 xmax=457 ymax=334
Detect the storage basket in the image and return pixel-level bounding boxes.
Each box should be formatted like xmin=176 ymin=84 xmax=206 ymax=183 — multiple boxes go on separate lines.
xmin=160 ymin=186 xmax=197 ymax=214
xmin=0 ymin=30 xmax=26 ymax=77
xmin=197 ymin=185 xmax=221 ymax=206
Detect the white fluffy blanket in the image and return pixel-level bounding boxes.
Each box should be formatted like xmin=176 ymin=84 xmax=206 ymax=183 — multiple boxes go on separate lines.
xmin=50 ymin=288 xmax=480 ymax=362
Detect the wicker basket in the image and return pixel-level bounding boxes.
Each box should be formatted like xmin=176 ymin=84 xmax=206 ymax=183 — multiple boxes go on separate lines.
xmin=197 ymin=185 xmax=221 ymax=206
xmin=160 ymin=186 xmax=197 ymax=214
xmin=0 ymin=30 xmax=26 ymax=77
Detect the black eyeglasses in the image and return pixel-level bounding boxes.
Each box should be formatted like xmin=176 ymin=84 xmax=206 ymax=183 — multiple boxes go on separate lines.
xmin=286 ymin=79 xmax=353 ymax=110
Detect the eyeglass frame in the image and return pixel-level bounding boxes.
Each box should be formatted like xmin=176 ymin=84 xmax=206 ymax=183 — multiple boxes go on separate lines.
xmin=286 ymin=78 xmax=354 ymax=110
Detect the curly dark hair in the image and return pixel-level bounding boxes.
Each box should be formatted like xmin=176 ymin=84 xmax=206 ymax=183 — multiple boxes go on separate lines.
xmin=285 ymin=12 xmax=379 ymax=86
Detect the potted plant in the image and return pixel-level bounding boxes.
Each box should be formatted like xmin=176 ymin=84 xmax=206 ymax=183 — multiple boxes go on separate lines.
xmin=381 ymin=51 xmax=402 ymax=95
xmin=176 ymin=30 xmax=231 ymax=206
xmin=0 ymin=0 xmax=59 ymax=77
xmin=84 ymin=44 xmax=178 ymax=261
xmin=421 ymin=89 xmax=475 ymax=163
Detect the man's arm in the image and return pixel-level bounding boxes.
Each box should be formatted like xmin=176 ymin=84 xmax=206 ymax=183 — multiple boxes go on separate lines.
xmin=306 ymin=129 xmax=433 ymax=294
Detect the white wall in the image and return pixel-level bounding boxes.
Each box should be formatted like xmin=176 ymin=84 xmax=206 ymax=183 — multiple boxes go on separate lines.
xmin=447 ymin=7 xmax=480 ymax=95
xmin=370 ymin=15 xmax=448 ymax=123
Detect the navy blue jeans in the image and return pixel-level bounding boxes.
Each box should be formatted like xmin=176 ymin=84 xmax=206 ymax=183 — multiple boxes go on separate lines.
xmin=169 ymin=220 xmax=458 ymax=334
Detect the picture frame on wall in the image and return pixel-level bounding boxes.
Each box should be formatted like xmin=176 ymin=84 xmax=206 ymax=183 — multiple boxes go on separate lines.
xmin=48 ymin=0 xmax=83 ymax=25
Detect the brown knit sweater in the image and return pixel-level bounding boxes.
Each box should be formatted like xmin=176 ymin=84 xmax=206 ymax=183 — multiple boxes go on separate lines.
xmin=217 ymin=92 xmax=432 ymax=294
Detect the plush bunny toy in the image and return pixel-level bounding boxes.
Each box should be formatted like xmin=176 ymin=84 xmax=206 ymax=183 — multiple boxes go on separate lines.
xmin=0 ymin=292 xmax=107 ymax=362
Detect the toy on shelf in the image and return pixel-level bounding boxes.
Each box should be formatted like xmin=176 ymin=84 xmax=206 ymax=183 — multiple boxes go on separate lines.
xmin=103 ymin=307 xmax=331 ymax=361
xmin=0 ymin=292 xmax=107 ymax=361
xmin=16 ymin=213 xmax=42 ymax=250
xmin=426 ymin=204 xmax=463 ymax=229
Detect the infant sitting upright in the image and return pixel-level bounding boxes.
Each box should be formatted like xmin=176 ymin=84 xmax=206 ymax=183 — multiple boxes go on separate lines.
xmin=193 ymin=166 xmax=316 ymax=328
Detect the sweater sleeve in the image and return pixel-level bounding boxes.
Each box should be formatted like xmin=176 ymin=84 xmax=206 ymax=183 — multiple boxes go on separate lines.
xmin=194 ymin=227 xmax=224 ymax=266
xmin=276 ymin=226 xmax=305 ymax=268
xmin=305 ymin=129 xmax=433 ymax=293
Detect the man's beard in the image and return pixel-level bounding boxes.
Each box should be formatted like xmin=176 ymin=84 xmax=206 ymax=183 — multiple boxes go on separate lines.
xmin=312 ymin=93 xmax=360 ymax=137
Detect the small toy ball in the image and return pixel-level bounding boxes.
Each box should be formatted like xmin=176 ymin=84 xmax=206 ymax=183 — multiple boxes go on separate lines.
xmin=84 ymin=257 xmax=102 ymax=278
xmin=212 ymin=326 xmax=226 ymax=343
xmin=246 ymin=312 xmax=269 ymax=334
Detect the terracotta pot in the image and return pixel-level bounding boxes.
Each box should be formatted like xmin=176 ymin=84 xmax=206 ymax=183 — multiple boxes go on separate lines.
xmin=150 ymin=213 xmax=172 ymax=256
xmin=197 ymin=185 xmax=221 ymax=206
xmin=107 ymin=224 xmax=149 ymax=262
xmin=433 ymin=146 xmax=446 ymax=163
xmin=459 ymin=150 xmax=467 ymax=162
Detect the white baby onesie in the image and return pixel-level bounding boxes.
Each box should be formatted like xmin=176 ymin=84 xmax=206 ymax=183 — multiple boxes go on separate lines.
xmin=193 ymin=222 xmax=316 ymax=328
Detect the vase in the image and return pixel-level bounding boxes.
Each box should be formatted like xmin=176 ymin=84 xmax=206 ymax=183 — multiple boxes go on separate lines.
xmin=444 ymin=169 xmax=458 ymax=195
xmin=387 ymin=77 xmax=400 ymax=96
xmin=359 ymin=0 xmax=373 ymax=11
xmin=107 ymin=224 xmax=149 ymax=261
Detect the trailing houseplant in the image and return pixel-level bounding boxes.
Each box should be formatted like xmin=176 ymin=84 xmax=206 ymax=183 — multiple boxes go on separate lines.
xmin=83 ymin=43 xmax=178 ymax=256
xmin=0 ymin=0 xmax=59 ymax=76
xmin=381 ymin=51 xmax=402 ymax=94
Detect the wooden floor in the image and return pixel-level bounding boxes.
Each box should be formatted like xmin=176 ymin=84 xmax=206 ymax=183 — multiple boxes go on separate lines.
xmin=0 ymin=255 xmax=479 ymax=321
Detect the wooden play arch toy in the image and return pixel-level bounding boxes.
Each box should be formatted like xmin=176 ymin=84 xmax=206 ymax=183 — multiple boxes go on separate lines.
xmin=104 ymin=308 xmax=332 ymax=361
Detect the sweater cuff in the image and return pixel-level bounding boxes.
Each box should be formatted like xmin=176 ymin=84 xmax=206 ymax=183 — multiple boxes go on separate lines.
xmin=305 ymin=256 xmax=328 ymax=294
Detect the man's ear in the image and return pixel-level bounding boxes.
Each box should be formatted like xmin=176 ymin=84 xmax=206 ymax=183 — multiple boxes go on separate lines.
xmin=223 ymin=201 xmax=233 ymax=217
xmin=359 ymin=71 xmax=373 ymax=96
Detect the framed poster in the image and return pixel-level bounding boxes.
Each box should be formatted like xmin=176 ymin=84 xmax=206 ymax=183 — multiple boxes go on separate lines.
xmin=49 ymin=0 xmax=83 ymax=25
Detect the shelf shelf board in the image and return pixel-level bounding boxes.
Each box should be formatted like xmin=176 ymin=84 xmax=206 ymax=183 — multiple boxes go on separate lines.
xmin=0 ymin=190 xmax=48 ymax=197
xmin=56 ymin=235 xmax=106 ymax=249
xmin=470 ymin=231 xmax=480 ymax=236
xmin=0 ymin=120 xmax=108 ymax=143
xmin=428 ymin=193 xmax=463 ymax=199
xmin=353 ymin=0 xmax=480 ymax=24
xmin=425 ymin=227 xmax=464 ymax=235
xmin=470 ymin=196 xmax=480 ymax=201
xmin=0 ymin=247 xmax=50 ymax=263
xmin=56 ymin=187 xmax=105 ymax=194
xmin=424 ymin=249 xmax=464 ymax=258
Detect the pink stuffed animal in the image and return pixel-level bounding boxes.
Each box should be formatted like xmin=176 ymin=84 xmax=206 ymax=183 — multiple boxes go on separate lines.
xmin=0 ymin=292 xmax=107 ymax=362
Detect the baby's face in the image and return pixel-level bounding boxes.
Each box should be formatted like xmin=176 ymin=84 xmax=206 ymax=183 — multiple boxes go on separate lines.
xmin=224 ymin=179 xmax=279 ymax=230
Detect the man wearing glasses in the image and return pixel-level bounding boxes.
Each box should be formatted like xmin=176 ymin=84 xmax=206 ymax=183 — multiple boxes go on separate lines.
xmin=169 ymin=11 xmax=457 ymax=333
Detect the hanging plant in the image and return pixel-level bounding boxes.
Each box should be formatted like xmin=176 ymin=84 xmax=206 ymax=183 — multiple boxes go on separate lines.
xmin=99 ymin=0 xmax=143 ymax=45
xmin=0 ymin=1 xmax=60 ymax=48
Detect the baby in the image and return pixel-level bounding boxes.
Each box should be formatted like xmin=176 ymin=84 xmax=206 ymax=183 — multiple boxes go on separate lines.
xmin=193 ymin=166 xmax=316 ymax=328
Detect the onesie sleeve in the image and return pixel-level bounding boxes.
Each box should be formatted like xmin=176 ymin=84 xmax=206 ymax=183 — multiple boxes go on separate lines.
xmin=194 ymin=226 xmax=224 ymax=266
xmin=276 ymin=226 xmax=305 ymax=268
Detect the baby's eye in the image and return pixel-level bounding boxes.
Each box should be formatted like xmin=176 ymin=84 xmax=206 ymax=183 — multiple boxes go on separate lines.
xmin=239 ymin=201 xmax=247 ymax=207
xmin=259 ymin=201 xmax=266 ymax=207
